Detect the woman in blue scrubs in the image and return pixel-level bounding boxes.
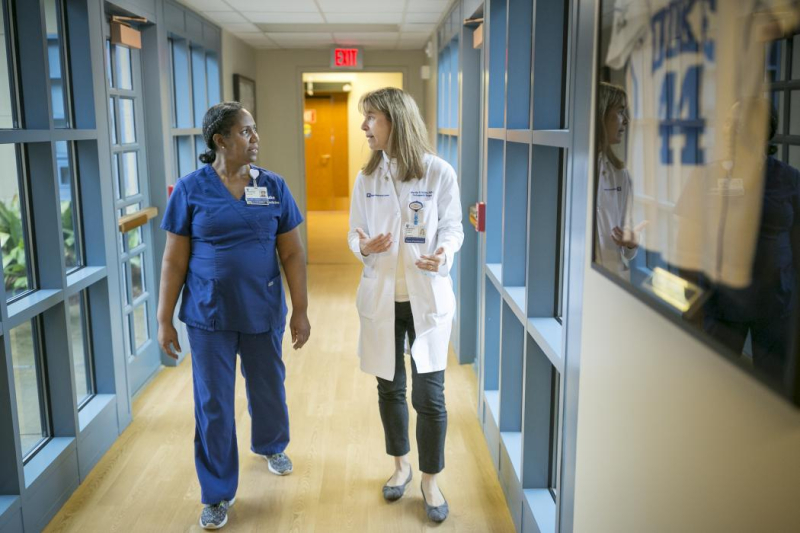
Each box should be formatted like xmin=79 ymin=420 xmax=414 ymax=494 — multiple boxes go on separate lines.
xmin=157 ymin=102 xmax=310 ymax=530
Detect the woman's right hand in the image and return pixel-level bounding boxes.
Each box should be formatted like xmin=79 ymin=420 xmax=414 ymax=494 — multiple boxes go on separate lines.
xmin=158 ymin=321 xmax=182 ymax=360
xmin=356 ymin=228 xmax=392 ymax=256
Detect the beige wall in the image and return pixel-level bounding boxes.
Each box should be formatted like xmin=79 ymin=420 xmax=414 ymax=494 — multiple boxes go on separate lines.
xmin=572 ymin=181 xmax=800 ymax=530
xmin=254 ymin=49 xmax=427 ymax=227
xmin=221 ymin=31 xmax=258 ymax=103
xmin=301 ymin=71 xmax=404 ymax=195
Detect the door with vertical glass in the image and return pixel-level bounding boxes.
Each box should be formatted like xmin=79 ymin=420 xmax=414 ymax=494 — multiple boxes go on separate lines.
xmin=104 ymin=14 xmax=160 ymax=395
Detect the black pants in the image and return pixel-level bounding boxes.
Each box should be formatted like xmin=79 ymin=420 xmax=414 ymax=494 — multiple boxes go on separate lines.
xmin=376 ymin=301 xmax=447 ymax=474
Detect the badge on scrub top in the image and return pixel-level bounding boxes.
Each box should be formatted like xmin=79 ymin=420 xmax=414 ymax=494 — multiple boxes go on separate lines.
xmin=404 ymin=200 xmax=426 ymax=243
xmin=245 ymin=168 xmax=270 ymax=205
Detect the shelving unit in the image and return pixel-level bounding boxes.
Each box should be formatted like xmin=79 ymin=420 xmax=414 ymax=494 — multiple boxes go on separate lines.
xmin=435 ymin=0 xmax=575 ymax=530
xmin=436 ymin=1 xmax=483 ymax=366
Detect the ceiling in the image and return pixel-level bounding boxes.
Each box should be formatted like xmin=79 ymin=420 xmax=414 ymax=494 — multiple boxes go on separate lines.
xmin=176 ymin=0 xmax=453 ymax=50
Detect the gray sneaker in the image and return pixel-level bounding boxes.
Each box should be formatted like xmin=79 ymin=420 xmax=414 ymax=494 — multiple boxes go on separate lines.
xmin=199 ymin=497 xmax=235 ymax=530
xmin=265 ymin=452 xmax=293 ymax=475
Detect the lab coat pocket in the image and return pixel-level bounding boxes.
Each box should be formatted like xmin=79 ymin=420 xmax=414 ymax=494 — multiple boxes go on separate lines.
xmin=430 ymin=276 xmax=455 ymax=319
xmin=356 ymin=274 xmax=380 ymax=319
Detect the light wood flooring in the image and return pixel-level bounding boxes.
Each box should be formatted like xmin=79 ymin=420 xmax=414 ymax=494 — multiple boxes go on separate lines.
xmin=44 ymin=262 xmax=513 ymax=533
xmin=306 ymin=210 xmax=361 ymax=265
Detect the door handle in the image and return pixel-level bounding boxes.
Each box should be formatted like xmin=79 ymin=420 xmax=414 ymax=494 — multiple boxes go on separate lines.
xmin=118 ymin=206 xmax=158 ymax=233
xmin=320 ymin=154 xmax=331 ymax=166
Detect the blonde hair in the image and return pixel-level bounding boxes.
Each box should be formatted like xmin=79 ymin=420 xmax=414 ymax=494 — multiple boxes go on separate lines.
xmin=596 ymin=82 xmax=627 ymax=170
xmin=359 ymin=87 xmax=433 ymax=181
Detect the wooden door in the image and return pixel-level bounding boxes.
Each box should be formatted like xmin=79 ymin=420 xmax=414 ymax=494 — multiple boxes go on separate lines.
xmin=304 ymin=94 xmax=349 ymax=211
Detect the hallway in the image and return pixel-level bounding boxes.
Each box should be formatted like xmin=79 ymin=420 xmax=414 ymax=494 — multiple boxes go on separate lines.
xmin=43 ymin=264 xmax=514 ymax=532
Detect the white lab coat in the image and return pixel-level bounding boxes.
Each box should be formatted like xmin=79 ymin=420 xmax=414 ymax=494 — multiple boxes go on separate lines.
xmin=348 ymin=153 xmax=464 ymax=380
xmin=595 ymin=152 xmax=638 ymax=280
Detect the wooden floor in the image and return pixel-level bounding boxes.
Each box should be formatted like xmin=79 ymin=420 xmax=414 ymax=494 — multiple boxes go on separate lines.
xmin=306 ymin=210 xmax=361 ymax=265
xmin=44 ymin=263 xmax=514 ymax=533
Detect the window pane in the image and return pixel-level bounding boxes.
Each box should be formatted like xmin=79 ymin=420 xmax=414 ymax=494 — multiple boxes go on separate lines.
xmin=105 ymin=40 xmax=113 ymax=87
xmin=56 ymin=141 xmax=81 ymax=270
xmin=776 ymin=91 xmax=784 ymax=136
xmin=171 ymin=39 xmax=192 ymax=128
xmin=114 ymin=44 xmax=132 ymax=90
xmin=133 ymin=302 xmax=148 ymax=350
xmin=790 ymin=145 xmax=800 ymax=169
xmin=195 ymin=135 xmax=205 ymax=170
xmin=131 ymin=253 xmax=143 ymax=300
xmin=206 ymin=53 xmax=220 ymax=107
xmin=109 ymin=98 xmax=117 ymax=145
xmin=191 ymin=46 xmax=207 ymax=127
xmin=119 ymin=98 xmax=136 ymax=144
xmin=68 ymin=292 xmax=94 ymax=406
xmin=126 ymin=227 xmax=141 ymax=251
xmin=45 ymin=0 xmax=70 ymax=127
xmin=791 ymin=91 xmax=800 ymax=136
xmin=0 ymin=144 xmax=32 ymax=299
xmin=0 ymin=3 xmax=15 ymax=128
xmin=11 ymin=320 xmax=49 ymax=459
xmin=121 ymin=261 xmax=129 ymax=306
xmin=176 ymin=135 xmax=193 ymax=177
xmin=793 ymin=35 xmax=800 ymax=80
xmin=121 ymin=151 xmax=139 ymax=197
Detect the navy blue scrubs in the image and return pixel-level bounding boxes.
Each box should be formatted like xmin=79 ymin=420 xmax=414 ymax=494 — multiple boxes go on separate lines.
xmin=161 ymin=164 xmax=303 ymax=505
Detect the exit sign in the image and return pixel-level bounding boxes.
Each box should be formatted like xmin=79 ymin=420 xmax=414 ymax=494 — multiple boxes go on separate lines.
xmin=330 ymin=47 xmax=363 ymax=69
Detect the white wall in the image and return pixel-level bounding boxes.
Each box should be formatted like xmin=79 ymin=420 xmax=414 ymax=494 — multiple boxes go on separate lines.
xmin=572 ymin=173 xmax=800 ymax=531
xmin=301 ymin=71 xmax=404 ymax=194
xmin=221 ymin=30 xmax=258 ymax=103
xmin=254 ymin=49 xmax=428 ymax=230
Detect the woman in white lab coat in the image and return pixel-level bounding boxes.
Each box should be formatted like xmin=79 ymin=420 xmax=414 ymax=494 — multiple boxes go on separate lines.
xmin=595 ymin=82 xmax=640 ymax=279
xmin=348 ymin=87 xmax=463 ymax=523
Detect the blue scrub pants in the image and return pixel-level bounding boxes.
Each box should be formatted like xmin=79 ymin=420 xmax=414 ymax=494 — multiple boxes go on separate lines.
xmin=187 ymin=325 xmax=289 ymax=505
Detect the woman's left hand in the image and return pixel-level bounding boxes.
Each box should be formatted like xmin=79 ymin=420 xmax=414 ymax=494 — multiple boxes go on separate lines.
xmin=290 ymin=310 xmax=311 ymax=350
xmin=416 ymin=247 xmax=446 ymax=273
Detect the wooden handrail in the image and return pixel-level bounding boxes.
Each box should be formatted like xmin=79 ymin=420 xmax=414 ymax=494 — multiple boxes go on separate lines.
xmin=118 ymin=206 xmax=158 ymax=233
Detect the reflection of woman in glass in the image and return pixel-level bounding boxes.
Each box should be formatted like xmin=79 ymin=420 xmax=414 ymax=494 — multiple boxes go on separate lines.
xmin=595 ymin=82 xmax=640 ymax=279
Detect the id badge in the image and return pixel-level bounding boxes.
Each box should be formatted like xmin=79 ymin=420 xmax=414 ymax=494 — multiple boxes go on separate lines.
xmin=245 ymin=186 xmax=269 ymax=205
xmin=404 ymin=222 xmax=426 ymax=243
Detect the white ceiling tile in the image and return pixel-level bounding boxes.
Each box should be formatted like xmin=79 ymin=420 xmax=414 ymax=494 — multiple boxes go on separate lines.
xmin=333 ymin=32 xmax=398 ymax=41
xmin=318 ymin=0 xmax=403 ymax=13
xmin=406 ymin=0 xmax=450 ymax=13
xmin=324 ymin=13 xmax=403 ymax=24
xmin=401 ymin=23 xmax=435 ymax=33
xmin=396 ymin=41 xmax=426 ymax=50
xmin=398 ymin=32 xmax=430 ymax=40
xmin=266 ymin=32 xmax=335 ymax=43
xmin=221 ymin=22 xmax=261 ymax=32
xmin=404 ymin=12 xmax=442 ymax=23
xmin=242 ymin=12 xmax=325 ymax=23
xmin=362 ymin=43 xmax=398 ymax=50
xmin=201 ymin=11 xmax=246 ymax=23
xmin=226 ymin=0 xmax=319 ymax=11
xmin=177 ymin=0 xmax=229 ymax=12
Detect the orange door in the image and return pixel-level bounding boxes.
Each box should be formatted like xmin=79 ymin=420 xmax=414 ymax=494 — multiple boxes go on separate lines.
xmin=304 ymin=93 xmax=349 ymax=211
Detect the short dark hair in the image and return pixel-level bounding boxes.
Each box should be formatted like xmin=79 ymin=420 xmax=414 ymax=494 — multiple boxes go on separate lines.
xmin=199 ymin=101 xmax=244 ymax=164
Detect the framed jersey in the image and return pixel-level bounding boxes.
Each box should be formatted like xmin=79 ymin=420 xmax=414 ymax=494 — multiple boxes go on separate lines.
xmin=593 ymin=0 xmax=800 ymax=406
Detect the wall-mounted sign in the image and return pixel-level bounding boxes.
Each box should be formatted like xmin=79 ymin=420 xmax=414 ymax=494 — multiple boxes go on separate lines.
xmin=330 ymin=47 xmax=363 ymax=70
xmin=303 ymin=109 xmax=317 ymax=124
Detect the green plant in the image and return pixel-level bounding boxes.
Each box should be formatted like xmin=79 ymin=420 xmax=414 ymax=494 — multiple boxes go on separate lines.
xmin=0 ymin=195 xmax=29 ymax=293
xmin=61 ymin=201 xmax=77 ymax=268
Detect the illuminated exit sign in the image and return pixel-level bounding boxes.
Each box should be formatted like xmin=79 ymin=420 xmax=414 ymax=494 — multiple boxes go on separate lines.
xmin=331 ymin=47 xmax=363 ymax=69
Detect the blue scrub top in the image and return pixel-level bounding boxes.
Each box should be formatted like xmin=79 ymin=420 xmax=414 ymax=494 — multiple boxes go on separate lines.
xmin=161 ymin=164 xmax=303 ymax=333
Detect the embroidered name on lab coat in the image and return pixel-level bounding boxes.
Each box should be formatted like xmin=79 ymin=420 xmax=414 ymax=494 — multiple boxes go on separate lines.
xmin=410 ymin=191 xmax=433 ymax=197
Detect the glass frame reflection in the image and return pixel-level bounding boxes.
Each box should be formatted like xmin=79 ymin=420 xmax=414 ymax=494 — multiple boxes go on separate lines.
xmin=592 ymin=1 xmax=800 ymax=406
